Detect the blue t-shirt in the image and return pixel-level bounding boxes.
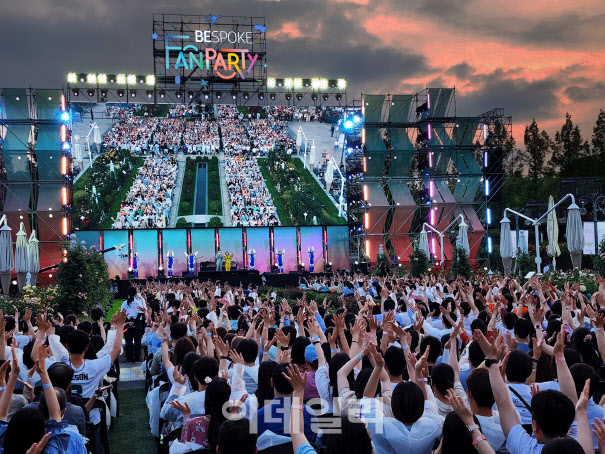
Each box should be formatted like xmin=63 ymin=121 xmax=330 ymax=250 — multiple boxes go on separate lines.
xmin=256 ymin=397 xmax=317 ymax=443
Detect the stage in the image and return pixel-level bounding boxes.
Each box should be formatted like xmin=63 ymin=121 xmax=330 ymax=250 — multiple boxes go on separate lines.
xmin=116 ymin=270 xmax=334 ymax=298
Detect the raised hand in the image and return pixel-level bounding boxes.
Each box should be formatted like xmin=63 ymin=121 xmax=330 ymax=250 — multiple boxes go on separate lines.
xmin=228 ymin=350 xmax=245 ymax=365
xmin=173 ymin=366 xmax=187 ymax=386
xmin=169 ymin=400 xmax=191 ymax=419
xmin=282 ymin=363 xmax=307 ymax=394
xmin=25 ymin=433 xmax=52 ymax=454
xmin=446 ymin=388 xmax=474 ymax=426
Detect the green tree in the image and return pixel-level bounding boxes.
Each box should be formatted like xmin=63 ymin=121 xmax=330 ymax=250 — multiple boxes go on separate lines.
xmin=409 ymin=249 xmax=429 ymax=278
xmin=550 ymin=113 xmax=590 ymax=175
xmin=175 ymin=218 xmax=189 ymax=228
xmin=489 ymin=120 xmax=526 ymax=175
xmin=592 ymin=109 xmax=605 ymax=159
xmin=450 ymin=247 xmax=472 ymax=279
xmin=208 ymin=216 xmax=223 ymax=227
xmin=524 ymin=119 xmax=547 ymax=194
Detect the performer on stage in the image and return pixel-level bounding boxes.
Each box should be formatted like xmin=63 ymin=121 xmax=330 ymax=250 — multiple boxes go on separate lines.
xmin=308 ymin=246 xmax=315 ymax=273
xmin=224 ymin=251 xmax=233 ymax=272
xmin=276 ymin=249 xmax=285 ymax=274
xmin=166 ymin=250 xmax=175 ymax=277
xmin=216 ymin=249 xmax=223 ymax=271
xmin=132 ymin=251 xmax=139 ymax=278
xmin=248 ymin=249 xmax=256 ymax=270
xmin=184 ymin=250 xmax=198 ymax=275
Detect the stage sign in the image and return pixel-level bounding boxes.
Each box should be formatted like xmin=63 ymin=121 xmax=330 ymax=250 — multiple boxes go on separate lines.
xmin=152 ymin=13 xmax=267 ymax=87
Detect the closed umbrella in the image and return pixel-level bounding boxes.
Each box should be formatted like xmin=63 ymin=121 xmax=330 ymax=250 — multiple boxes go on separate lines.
xmin=457 ymin=220 xmax=470 ymax=256
xmin=309 ymin=145 xmax=316 ymax=169
xmin=15 ymin=222 xmax=27 ymax=291
xmin=500 ymin=215 xmax=514 ymax=275
xmin=296 ymin=128 xmax=303 ymax=148
xmin=27 ymin=230 xmax=40 ymax=286
xmin=567 ymin=202 xmax=584 ymax=269
xmin=0 ymin=215 xmax=13 ymax=296
xmin=93 ymin=123 xmax=102 ymax=151
xmin=519 ymin=231 xmax=529 ymax=255
xmin=546 ymin=195 xmax=561 ymax=271
xmin=418 ymin=228 xmax=431 ymax=258
xmin=325 ymin=159 xmax=334 ymax=190
xmin=73 ymin=134 xmax=82 ymax=163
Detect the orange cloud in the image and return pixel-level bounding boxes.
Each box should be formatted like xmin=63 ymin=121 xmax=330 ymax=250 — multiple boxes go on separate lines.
xmin=269 ymin=21 xmax=304 ymax=39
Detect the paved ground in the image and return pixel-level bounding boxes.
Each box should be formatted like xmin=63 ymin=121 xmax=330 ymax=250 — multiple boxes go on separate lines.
xmin=71 ymin=104 xmax=114 ymax=171
xmin=288 ymin=121 xmax=345 ymax=166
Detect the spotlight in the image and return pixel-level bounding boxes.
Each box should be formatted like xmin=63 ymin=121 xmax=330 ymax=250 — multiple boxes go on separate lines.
xmin=146 ymin=75 xmax=155 ymax=85
xmin=176 ymin=91 xmax=182 ymax=99
xmin=335 ymin=94 xmax=342 ymax=102
xmin=87 ymin=74 xmax=97 ymax=84
xmin=127 ymin=74 xmax=137 ymax=85
xmin=67 ymin=73 xmax=77 ymax=83
xmin=146 ymin=90 xmax=154 ymax=99
xmin=296 ymin=93 xmax=303 ymax=101
xmin=98 ymin=74 xmax=108 ymax=84
xmin=159 ymin=90 xmax=166 ymax=98
xmin=117 ymin=89 xmax=125 ymax=97
xmin=204 ymin=93 xmax=209 ymax=100
xmin=353 ymin=115 xmax=361 ymax=123
xmin=337 ymin=79 xmax=347 ymax=89
xmin=258 ymin=92 xmax=265 ymax=100
xmin=416 ymin=102 xmax=429 ymax=115
xmin=293 ymin=78 xmax=303 ymax=89
xmin=267 ymin=78 xmax=276 ymax=88
xmin=72 ymin=88 xmax=80 ymax=97
xmin=344 ymin=119 xmax=354 ymax=129
xmin=270 ymin=93 xmax=276 ymax=100
xmin=311 ymin=93 xmax=318 ymax=101
xmin=322 ymin=94 xmax=329 ymax=101
xmin=62 ymin=142 xmax=71 ymax=151
xmin=138 ymin=75 xmax=145 ymax=84
xmin=117 ymin=74 xmax=126 ymax=84
xmin=130 ymin=90 xmax=137 ymax=98
xmin=108 ymin=74 xmax=116 ymax=83
xmin=243 ymin=92 xmax=249 ymax=100
xmin=60 ymin=112 xmax=71 ymax=122
xmin=231 ymin=91 xmax=237 ymax=100
xmin=87 ymin=89 xmax=95 ymax=97
xmin=78 ymin=73 xmax=86 ymax=83
xmin=100 ymin=89 xmax=108 ymax=98
xmin=188 ymin=91 xmax=195 ymax=99
xmin=285 ymin=93 xmax=292 ymax=100
xmin=216 ymin=91 xmax=222 ymax=99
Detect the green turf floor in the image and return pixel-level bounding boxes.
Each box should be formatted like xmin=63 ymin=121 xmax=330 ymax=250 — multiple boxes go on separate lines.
xmin=109 ymin=388 xmax=156 ymax=453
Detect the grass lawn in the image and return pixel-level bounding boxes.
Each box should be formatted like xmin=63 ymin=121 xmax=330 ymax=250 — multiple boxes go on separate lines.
xmin=108 ymin=389 xmax=156 ymax=453
xmin=99 ymin=157 xmax=146 ymax=229
xmin=257 ymin=158 xmax=291 ymax=224
xmin=258 ymin=157 xmax=347 ymax=226
xmin=105 ymin=299 xmax=123 ymax=322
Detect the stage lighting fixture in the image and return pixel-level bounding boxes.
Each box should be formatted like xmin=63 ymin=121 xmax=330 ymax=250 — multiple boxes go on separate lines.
xmin=294 ymin=78 xmax=303 ymax=89
xmin=62 ymin=142 xmax=71 ymax=151
xmin=146 ymin=75 xmax=155 ymax=85
xmin=146 ymin=90 xmax=154 ymax=99
xmin=117 ymin=74 xmax=126 ymax=84
xmin=337 ymin=79 xmax=347 ymax=89
xmin=108 ymin=74 xmax=116 ymax=83
xmin=127 ymin=74 xmax=137 ymax=85
xmin=175 ymin=91 xmax=182 ymax=99
xmin=284 ymin=78 xmax=293 ymax=89
xmin=303 ymin=79 xmax=311 ymax=87
xmin=97 ymin=74 xmax=108 ymax=84
xmin=296 ymin=93 xmax=303 ymax=101
xmin=231 ymin=91 xmax=237 ymax=100
xmin=258 ymin=92 xmax=265 ymax=100
xmin=285 ymin=93 xmax=292 ymax=100
xmin=130 ymin=90 xmax=137 ymax=98
xmin=216 ymin=91 xmax=222 ymax=99
xmin=87 ymin=89 xmax=95 ymax=97
xmin=270 ymin=93 xmax=276 ymax=100
xmin=188 ymin=91 xmax=195 ymax=99
xmin=267 ymin=78 xmax=276 ymax=88
xmin=117 ymin=89 xmax=125 ymax=97
xmin=159 ymin=91 xmax=166 ymax=98
xmin=78 ymin=73 xmax=86 ymax=83
xmin=243 ymin=92 xmax=249 ymax=100
xmin=87 ymin=74 xmax=97 ymax=84
xmin=354 ymin=115 xmax=361 ymax=123
xmin=416 ymin=102 xmax=428 ymax=115
xmin=100 ymin=89 xmax=108 ymax=98
xmin=60 ymin=112 xmax=70 ymax=122
xmin=276 ymin=78 xmax=284 ymax=87
xmin=335 ymin=94 xmax=342 ymax=102
xmin=67 ymin=73 xmax=77 ymax=83
xmin=322 ymin=94 xmax=329 ymax=101
xmin=311 ymin=93 xmax=318 ymax=101
xmin=343 ymin=119 xmax=354 ymax=129
xmin=72 ymin=88 xmax=80 ymax=97
xmin=204 ymin=93 xmax=210 ymax=100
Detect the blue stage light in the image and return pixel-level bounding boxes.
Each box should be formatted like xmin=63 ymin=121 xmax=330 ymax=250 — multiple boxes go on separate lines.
xmin=62 ymin=142 xmax=71 ymax=151
xmin=353 ymin=115 xmax=361 ymax=123
xmin=344 ymin=120 xmax=354 ymax=129
xmin=60 ymin=112 xmax=71 ymax=121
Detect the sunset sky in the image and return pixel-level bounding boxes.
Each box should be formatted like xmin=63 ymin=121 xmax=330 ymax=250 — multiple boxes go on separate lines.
xmin=1 ymin=0 xmax=603 ymax=144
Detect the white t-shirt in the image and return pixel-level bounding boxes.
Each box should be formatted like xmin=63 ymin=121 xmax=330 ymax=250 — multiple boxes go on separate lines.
xmin=475 ymin=412 xmax=506 ymax=452
xmin=506 ymin=424 xmax=543 ymax=454
xmin=70 ymin=355 xmax=112 ymax=425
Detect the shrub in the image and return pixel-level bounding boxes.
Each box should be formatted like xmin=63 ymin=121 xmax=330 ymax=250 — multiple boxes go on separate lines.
xmin=409 ymin=249 xmax=429 ymax=278
xmin=208 ymin=216 xmax=223 ymax=227
xmin=179 ymin=201 xmax=192 ymax=215
xmin=209 ymin=200 xmax=221 ymax=214
xmin=175 ymin=218 xmax=190 ymax=228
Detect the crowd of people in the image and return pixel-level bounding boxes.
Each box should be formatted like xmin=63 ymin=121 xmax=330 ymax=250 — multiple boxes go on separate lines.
xmin=183 ymin=120 xmax=220 ymax=155
xmin=218 ymin=107 xmax=252 ymax=155
xmin=103 ymin=116 xmax=160 ymax=154
xmin=245 ymin=119 xmax=293 ymax=155
xmin=128 ymin=272 xmax=605 ymax=454
xmin=224 ymin=157 xmax=280 ymax=227
xmin=111 ymin=155 xmax=177 ymax=229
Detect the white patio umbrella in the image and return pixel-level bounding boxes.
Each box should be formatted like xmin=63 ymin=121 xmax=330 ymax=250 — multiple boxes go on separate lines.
xmin=27 ymin=230 xmax=40 ymax=287
xmin=325 ymin=159 xmax=334 ymax=190
xmin=500 ymin=215 xmax=514 ymax=275
xmin=296 ymin=128 xmax=303 ymax=148
xmin=457 ymin=219 xmax=470 ymax=256
xmin=309 ymin=145 xmax=316 ymax=169
xmin=519 ymin=232 xmax=529 ymax=255
xmin=0 ymin=215 xmax=13 ymax=295
xmin=546 ymin=195 xmax=561 ymax=270
xmin=418 ymin=228 xmax=431 ymax=258
xmin=567 ymin=202 xmax=584 ymax=269
xmin=73 ymin=134 xmax=82 ymax=163
xmin=93 ymin=123 xmax=102 ymax=151
xmin=15 ymin=222 xmax=27 ymax=291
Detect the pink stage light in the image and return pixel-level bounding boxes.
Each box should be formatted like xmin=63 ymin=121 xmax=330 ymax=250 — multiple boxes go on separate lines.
xmin=431 ymin=237 xmax=436 ymax=255
xmin=430 ymin=208 xmax=436 ymax=226
xmin=429 ymin=180 xmax=435 ymax=197
xmin=428 ymin=151 xmax=433 ymax=168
